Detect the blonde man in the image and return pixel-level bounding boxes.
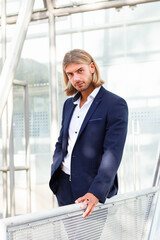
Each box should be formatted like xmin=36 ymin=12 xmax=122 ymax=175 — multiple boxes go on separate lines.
xmin=49 ymin=49 xmax=128 ymax=218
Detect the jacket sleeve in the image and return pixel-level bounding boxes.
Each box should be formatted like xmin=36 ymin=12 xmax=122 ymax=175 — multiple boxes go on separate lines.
xmin=88 ymin=97 xmax=128 ymax=203
xmin=50 ymin=100 xmax=67 ymax=176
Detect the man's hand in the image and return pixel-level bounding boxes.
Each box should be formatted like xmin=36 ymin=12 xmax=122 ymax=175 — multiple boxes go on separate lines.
xmin=75 ymin=193 xmax=99 ymax=218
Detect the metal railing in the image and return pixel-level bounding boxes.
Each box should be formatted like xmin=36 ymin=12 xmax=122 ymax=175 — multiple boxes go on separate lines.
xmin=0 ymin=187 xmax=159 ymax=240
xmin=1 ymin=147 xmax=159 ymax=239
xmin=149 ymin=145 xmax=160 ymax=239
xmin=0 ymin=80 xmax=31 ymax=217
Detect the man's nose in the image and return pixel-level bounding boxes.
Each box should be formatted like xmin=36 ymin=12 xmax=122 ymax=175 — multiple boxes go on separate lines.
xmin=73 ymin=73 xmax=79 ymax=81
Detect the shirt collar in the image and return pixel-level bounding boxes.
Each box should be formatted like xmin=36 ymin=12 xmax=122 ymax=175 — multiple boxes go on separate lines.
xmin=89 ymin=86 xmax=101 ymax=100
xmin=73 ymin=86 xmax=101 ymax=105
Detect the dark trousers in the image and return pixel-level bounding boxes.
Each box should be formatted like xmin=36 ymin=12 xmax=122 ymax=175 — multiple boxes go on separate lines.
xmin=56 ymin=170 xmax=75 ymax=206
xmin=55 ymin=170 xmax=107 ymax=240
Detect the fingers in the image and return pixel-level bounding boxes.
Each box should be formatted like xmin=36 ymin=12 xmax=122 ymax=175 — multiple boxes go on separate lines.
xmin=75 ymin=193 xmax=99 ymax=218
xmin=82 ymin=204 xmax=95 ymax=218
xmin=75 ymin=196 xmax=84 ymax=204
xmin=75 ymin=196 xmax=88 ymax=209
xmin=80 ymin=199 xmax=89 ymax=210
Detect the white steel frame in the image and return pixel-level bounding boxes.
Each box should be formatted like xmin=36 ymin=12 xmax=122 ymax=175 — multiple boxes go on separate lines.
xmin=0 ymin=0 xmax=34 ymax=217
xmin=0 ymin=0 xmax=160 ymax=218
xmin=1 ymin=0 xmax=160 ymax=24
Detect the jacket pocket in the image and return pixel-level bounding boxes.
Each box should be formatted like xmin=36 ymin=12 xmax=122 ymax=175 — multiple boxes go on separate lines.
xmin=88 ymin=118 xmax=102 ymax=122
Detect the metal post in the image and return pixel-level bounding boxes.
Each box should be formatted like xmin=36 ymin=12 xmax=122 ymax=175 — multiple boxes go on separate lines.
xmin=148 ymin=189 xmax=160 ymax=239
xmin=24 ymin=84 xmax=31 ymax=213
xmin=0 ymin=221 xmax=7 ymax=240
xmin=1 ymin=0 xmax=6 ymax=65
xmin=0 ymin=0 xmax=35 ymax=119
xmin=46 ymin=0 xmax=58 ymax=208
xmin=132 ymin=120 xmax=137 ymax=191
xmin=147 ymin=146 xmax=160 ymax=239
xmin=46 ymin=0 xmax=58 ymax=154
xmin=2 ymin=107 xmax=8 ymax=218
xmin=8 ymin=87 xmax=15 ymax=217
xmin=152 ymin=146 xmax=160 ymax=187
xmin=1 ymin=0 xmax=8 ymax=218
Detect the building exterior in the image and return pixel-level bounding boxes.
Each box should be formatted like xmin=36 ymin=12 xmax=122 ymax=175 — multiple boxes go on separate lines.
xmin=0 ymin=0 xmax=160 ymax=218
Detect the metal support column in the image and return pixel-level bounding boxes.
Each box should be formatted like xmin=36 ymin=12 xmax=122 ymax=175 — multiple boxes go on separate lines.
xmin=23 ymin=82 xmax=31 ymax=213
xmin=46 ymin=0 xmax=58 ymax=208
xmin=1 ymin=0 xmax=6 ymax=64
xmin=148 ymin=146 xmax=160 ymax=239
xmin=8 ymin=88 xmax=15 ymax=217
xmin=46 ymin=0 xmax=58 ymax=154
xmin=1 ymin=0 xmax=8 ymax=218
xmin=153 ymin=148 xmax=160 ymax=187
xmin=2 ymin=107 xmax=8 ymax=218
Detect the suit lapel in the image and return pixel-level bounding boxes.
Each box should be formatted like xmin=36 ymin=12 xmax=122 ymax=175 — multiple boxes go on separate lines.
xmin=77 ymin=87 xmax=105 ymax=139
xmin=63 ymin=92 xmax=81 ymax=137
xmin=63 ymin=103 xmax=76 ymax=137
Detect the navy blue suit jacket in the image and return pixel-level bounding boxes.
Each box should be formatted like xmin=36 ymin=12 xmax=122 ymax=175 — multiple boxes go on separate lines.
xmin=49 ymin=86 xmax=128 ymax=203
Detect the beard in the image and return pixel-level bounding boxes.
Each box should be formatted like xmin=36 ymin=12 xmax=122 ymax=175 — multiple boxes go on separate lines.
xmin=73 ymin=75 xmax=93 ymax=92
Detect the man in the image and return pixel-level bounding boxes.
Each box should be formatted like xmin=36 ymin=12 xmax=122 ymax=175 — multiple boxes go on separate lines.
xmin=49 ymin=49 xmax=128 ymax=218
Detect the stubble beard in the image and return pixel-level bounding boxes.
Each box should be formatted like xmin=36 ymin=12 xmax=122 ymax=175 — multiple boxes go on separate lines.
xmin=74 ymin=74 xmax=93 ymax=92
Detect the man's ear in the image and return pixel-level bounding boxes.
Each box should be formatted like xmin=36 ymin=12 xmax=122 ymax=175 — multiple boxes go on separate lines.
xmin=90 ymin=62 xmax=95 ymax=73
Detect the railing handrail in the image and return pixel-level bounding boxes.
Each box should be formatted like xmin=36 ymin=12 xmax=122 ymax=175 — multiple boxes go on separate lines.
xmin=0 ymin=187 xmax=158 ymax=227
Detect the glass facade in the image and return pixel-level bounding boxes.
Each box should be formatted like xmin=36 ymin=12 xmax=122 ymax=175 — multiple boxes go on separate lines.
xmin=55 ymin=2 xmax=160 ymax=192
xmin=0 ymin=2 xmax=52 ymax=214
xmin=0 ymin=0 xmax=160 ymax=217
xmin=13 ymin=20 xmax=52 ymax=214
xmin=5 ymin=0 xmax=45 ymax=15
xmin=55 ymin=0 xmax=109 ymax=8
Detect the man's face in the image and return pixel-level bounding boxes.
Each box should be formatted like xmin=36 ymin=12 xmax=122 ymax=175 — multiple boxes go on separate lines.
xmin=65 ymin=62 xmax=95 ymax=93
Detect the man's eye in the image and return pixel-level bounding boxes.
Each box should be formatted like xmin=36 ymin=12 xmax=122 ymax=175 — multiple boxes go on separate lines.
xmin=78 ymin=69 xmax=83 ymax=73
xmin=67 ymin=73 xmax=72 ymax=77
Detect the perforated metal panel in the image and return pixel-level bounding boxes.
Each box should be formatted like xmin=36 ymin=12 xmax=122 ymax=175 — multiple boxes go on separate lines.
xmin=130 ymin=108 xmax=160 ymax=125
xmin=13 ymin=112 xmax=49 ymax=137
xmin=0 ymin=188 xmax=157 ymax=240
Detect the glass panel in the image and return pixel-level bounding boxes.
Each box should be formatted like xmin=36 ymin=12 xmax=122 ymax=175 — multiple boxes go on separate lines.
xmin=13 ymin=85 xmax=25 ymax=166
xmin=34 ymin=0 xmax=46 ymax=10
xmin=6 ymin=0 xmax=20 ymax=15
xmin=0 ymin=8 xmax=51 ymax=215
xmin=6 ymin=0 xmax=46 ymax=15
xmin=12 ymin=20 xmax=50 ymax=214
xmin=55 ymin=1 xmax=160 ymax=193
xmin=55 ymin=0 xmax=108 ymax=8
xmin=15 ymin=23 xmax=50 ymax=152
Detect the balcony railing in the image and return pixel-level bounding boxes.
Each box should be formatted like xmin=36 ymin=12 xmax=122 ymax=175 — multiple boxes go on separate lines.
xmin=0 ymin=187 xmax=159 ymax=240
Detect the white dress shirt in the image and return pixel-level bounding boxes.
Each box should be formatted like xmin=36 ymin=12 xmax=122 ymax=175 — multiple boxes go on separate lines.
xmin=62 ymin=86 xmax=101 ymax=175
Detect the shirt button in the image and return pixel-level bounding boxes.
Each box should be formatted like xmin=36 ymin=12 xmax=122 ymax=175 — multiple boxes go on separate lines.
xmin=75 ymin=131 xmax=77 ymax=134
xmin=77 ymin=116 xmax=80 ymax=118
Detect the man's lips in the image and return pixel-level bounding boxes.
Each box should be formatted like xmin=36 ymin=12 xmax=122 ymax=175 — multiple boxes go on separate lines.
xmin=75 ymin=82 xmax=84 ymax=87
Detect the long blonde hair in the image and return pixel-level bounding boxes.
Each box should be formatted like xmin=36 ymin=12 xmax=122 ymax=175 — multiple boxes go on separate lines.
xmin=63 ymin=49 xmax=104 ymax=96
